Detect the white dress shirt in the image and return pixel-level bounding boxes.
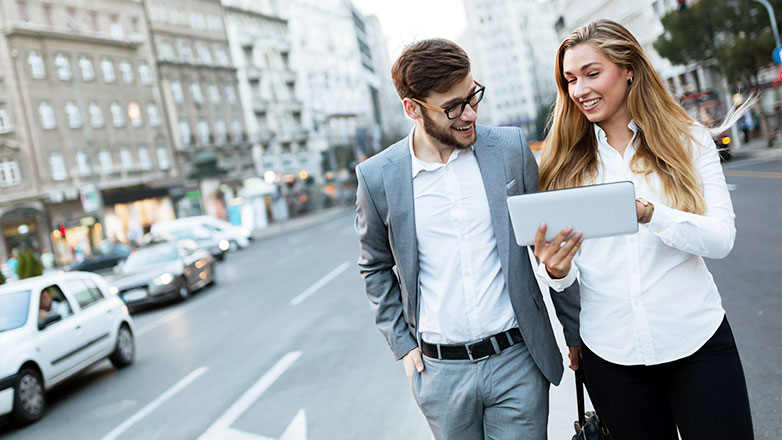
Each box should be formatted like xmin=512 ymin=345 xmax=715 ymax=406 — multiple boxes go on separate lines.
xmin=538 ymin=121 xmax=734 ymax=366
xmin=410 ymin=129 xmax=517 ymax=344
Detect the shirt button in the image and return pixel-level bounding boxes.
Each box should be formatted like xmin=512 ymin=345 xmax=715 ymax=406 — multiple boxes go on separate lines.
xmin=444 ymin=165 xmax=451 ymax=171
xmin=463 ymin=270 xmax=471 ymax=276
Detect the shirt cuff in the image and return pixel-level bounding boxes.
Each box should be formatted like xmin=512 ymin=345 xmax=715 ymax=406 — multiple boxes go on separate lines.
xmin=644 ymin=199 xmax=679 ymax=237
xmin=536 ymin=261 xmax=577 ymax=292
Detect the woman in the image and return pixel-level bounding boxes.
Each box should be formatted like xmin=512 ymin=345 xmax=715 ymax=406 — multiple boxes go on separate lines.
xmin=533 ymin=19 xmax=754 ymax=439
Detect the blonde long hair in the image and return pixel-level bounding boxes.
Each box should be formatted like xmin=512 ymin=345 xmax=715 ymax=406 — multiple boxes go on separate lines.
xmin=540 ymin=19 xmax=705 ymax=214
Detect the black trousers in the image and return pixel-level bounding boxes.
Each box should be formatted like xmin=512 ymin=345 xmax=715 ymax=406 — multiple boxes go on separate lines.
xmin=580 ymin=317 xmax=754 ymax=440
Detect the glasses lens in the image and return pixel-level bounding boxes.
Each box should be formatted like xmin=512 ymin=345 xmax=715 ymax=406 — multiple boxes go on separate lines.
xmin=470 ymin=88 xmax=485 ymax=107
xmin=445 ymin=102 xmax=466 ymax=120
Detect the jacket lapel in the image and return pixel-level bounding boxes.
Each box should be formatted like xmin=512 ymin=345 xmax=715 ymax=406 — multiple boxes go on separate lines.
xmin=473 ymin=129 xmax=511 ymax=288
xmin=381 ymin=140 xmax=419 ymax=312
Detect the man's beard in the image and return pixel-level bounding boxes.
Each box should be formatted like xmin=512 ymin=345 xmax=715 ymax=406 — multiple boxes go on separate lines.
xmin=421 ymin=112 xmax=476 ymax=150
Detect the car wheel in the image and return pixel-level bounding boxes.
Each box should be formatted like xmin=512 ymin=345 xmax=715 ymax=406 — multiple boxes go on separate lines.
xmin=12 ymin=367 xmax=46 ymax=425
xmin=109 ymin=324 xmax=135 ymax=369
xmin=178 ymin=277 xmax=191 ymax=300
xmin=209 ymin=264 xmax=217 ymax=286
xmin=229 ymin=240 xmax=239 ymax=252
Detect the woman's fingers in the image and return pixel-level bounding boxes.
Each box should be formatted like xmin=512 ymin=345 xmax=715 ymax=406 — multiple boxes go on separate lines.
xmin=533 ymin=223 xmax=548 ymax=258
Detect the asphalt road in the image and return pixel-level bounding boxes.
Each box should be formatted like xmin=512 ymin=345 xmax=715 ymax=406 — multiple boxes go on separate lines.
xmin=1 ymin=156 xmax=779 ymax=440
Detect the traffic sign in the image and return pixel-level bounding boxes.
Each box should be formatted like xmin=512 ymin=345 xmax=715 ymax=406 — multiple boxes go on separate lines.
xmin=773 ymin=45 xmax=782 ymax=65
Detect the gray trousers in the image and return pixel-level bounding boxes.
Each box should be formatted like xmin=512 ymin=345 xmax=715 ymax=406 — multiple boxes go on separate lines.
xmin=410 ymin=342 xmax=549 ymax=440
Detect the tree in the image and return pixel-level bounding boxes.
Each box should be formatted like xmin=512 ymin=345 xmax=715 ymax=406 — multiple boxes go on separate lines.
xmin=17 ymin=250 xmax=43 ymax=279
xmin=654 ymin=0 xmax=782 ymax=142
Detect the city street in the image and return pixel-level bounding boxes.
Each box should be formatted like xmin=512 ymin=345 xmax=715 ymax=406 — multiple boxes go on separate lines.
xmin=1 ymin=155 xmax=780 ymax=440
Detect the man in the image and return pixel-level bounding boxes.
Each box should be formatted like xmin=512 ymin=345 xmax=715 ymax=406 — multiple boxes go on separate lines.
xmin=355 ymin=39 xmax=581 ymax=439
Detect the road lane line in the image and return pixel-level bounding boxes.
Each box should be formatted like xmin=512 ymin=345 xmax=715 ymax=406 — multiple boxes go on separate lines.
xmin=100 ymin=366 xmax=209 ymax=440
xmin=289 ymin=261 xmax=350 ymax=306
xmin=724 ymin=170 xmax=782 ymax=179
xmin=198 ymin=352 xmax=302 ymax=439
xmin=136 ymin=288 xmax=228 ymax=337
xmin=723 ymin=155 xmax=781 ymax=169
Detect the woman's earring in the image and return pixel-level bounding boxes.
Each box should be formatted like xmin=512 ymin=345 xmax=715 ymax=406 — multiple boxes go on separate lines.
xmin=628 ymin=77 xmax=634 ymax=85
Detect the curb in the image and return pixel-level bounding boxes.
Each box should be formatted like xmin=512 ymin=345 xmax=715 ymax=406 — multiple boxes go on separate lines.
xmin=250 ymin=206 xmax=354 ymax=242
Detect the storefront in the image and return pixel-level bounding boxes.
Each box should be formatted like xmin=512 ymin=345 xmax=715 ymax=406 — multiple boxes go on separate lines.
xmin=0 ymin=203 xmax=50 ymax=262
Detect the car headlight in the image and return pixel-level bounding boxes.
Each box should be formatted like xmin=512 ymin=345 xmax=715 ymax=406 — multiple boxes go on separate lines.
xmin=153 ymin=273 xmax=175 ymax=286
xmin=219 ymin=240 xmax=230 ymax=251
xmin=110 ymin=286 xmax=119 ymax=295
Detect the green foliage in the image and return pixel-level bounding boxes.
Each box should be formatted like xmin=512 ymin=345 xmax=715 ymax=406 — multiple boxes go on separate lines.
xmin=17 ymin=250 xmax=43 ymax=280
xmin=0 ymin=269 xmax=5 ymax=285
xmin=654 ymin=0 xmax=782 ymax=87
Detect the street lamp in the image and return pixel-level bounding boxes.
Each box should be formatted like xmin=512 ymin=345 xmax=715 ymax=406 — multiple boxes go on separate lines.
xmin=751 ymin=0 xmax=782 ymax=64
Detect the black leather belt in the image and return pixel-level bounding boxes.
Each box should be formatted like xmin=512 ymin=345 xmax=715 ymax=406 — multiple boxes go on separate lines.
xmin=421 ymin=328 xmax=523 ymax=362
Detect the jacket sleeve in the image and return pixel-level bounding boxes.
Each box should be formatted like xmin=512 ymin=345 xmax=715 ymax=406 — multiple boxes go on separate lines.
xmin=355 ymin=164 xmax=418 ymax=360
xmin=519 ymin=128 xmax=581 ymax=347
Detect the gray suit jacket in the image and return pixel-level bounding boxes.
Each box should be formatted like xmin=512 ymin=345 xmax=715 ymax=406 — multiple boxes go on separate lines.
xmin=354 ymin=125 xmax=580 ymax=385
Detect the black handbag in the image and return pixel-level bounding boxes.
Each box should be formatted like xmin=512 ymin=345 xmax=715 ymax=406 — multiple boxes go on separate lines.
xmin=572 ymin=369 xmax=612 ymax=440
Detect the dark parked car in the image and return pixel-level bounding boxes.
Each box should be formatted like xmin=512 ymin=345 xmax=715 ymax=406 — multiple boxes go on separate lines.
xmin=67 ymin=243 xmax=131 ymax=273
xmin=107 ymin=240 xmax=215 ymax=311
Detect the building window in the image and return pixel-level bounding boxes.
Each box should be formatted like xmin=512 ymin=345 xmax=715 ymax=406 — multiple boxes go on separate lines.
xmin=100 ymin=58 xmax=115 ymax=82
xmin=43 ymin=4 xmax=54 ymax=26
xmin=119 ymin=60 xmax=134 ymax=83
xmin=54 ymin=54 xmax=72 ymax=81
xmin=98 ymin=149 xmax=113 ymax=174
xmin=146 ymin=103 xmax=160 ymax=126
xmin=28 ymin=51 xmax=45 ymax=79
xmin=208 ymin=83 xmax=221 ymax=103
xmin=207 ymin=15 xmax=222 ymax=33
xmin=89 ymin=11 xmax=99 ymax=31
xmin=89 ymin=101 xmax=104 ymax=127
xmin=38 ymin=101 xmax=56 ymax=129
xmin=178 ymin=119 xmax=192 ymax=144
xmin=138 ymin=146 xmax=151 ymax=170
xmin=138 ymin=62 xmax=152 ymax=84
xmin=196 ymin=43 xmax=213 ymax=65
xmin=215 ymin=120 xmax=227 ymax=143
xmin=79 ymin=56 xmax=94 ymax=81
xmin=156 ymin=146 xmax=170 ymax=170
xmin=231 ymin=119 xmax=242 ymax=139
xmin=0 ymin=110 xmax=11 ymax=133
xmin=110 ymin=15 xmax=124 ymax=39
xmin=170 ymin=80 xmax=183 ymax=103
xmin=157 ymin=38 xmax=174 ymax=61
xmin=128 ymin=102 xmax=142 ymax=127
xmin=177 ymin=39 xmax=194 ymax=63
xmin=110 ymin=101 xmax=125 ymax=127
xmin=18 ymin=1 xmax=30 ymax=24
xmin=197 ymin=119 xmax=210 ymax=144
xmin=49 ymin=152 xmax=68 ymax=181
xmin=65 ymin=101 xmax=82 ymax=128
xmin=75 ymin=150 xmax=91 ymax=176
xmin=214 ymin=45 xmax=229 ymax=66
xmin=66 ymin=7 xmax=79 ymax=30
xmin=0 ymin=158 xmax=21 ymax=186
xmin=225 ymin=85 xmax=237 ymax=104
xmin=190 ymin=12 xmax=206 ymax=30
xmin=119 ymin=147 xmax=133 ymax=170
xmin=189 ymin=82 xmax=204 ymax=105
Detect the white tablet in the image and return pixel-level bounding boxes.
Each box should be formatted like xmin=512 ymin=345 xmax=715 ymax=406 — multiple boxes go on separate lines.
xmin=507 ymin=181 xmax=638 ymax=246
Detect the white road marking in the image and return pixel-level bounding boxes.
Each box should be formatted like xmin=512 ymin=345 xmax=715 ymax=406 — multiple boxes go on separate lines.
xmin=198 ymin=352 xmax=303 ymax=440
xmin=723 ymin=155 xmax=780 ymax=169
xmin=289 ymin=261 xmax=350 ymax=306
xmin=727 ymin=184 xmax=738 ymax=191
xmin=100 ymin=366 xmax=209 ymax=440
xmin=136 ymin=288 xmax=228 ymax=337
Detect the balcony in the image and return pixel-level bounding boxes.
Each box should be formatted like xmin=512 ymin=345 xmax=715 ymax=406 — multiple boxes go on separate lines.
xmin=252 ymin=98 xmax=269 ymax=114
xmin=246 ymin=65 xmax=262 ymax=82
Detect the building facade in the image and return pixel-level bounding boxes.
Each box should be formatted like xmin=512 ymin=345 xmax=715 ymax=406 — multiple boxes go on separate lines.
xmin=462 ymin=0 xmax=561 ymax=139
xmin=0 ymin=0 xmax=178 ymax=265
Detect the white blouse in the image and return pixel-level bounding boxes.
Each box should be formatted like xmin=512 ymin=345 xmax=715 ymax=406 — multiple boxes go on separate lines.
xmin=538 ymin=121 xmax=735 ymax=366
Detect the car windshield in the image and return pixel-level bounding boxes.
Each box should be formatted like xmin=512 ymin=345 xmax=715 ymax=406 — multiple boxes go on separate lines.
xmin=0 ymin=290 xmax=31 ymax=332
xmin=122 ymin=244 xmax=179 ymax=272
xmin=166 ymin=228 xmax=210 ymax=241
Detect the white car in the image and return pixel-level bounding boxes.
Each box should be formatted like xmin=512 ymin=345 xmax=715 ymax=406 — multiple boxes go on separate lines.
xmin=151 ymin=216 xmax=251 ymax=250
xmin=0 ymin=272 xmax=136 ymax=425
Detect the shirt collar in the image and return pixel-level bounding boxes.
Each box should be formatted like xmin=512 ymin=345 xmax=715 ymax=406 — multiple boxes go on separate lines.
xmin=408 ymin=125 xmax=473 ymax=178
xmin=593 ymin=120 xmax=639 ymax=155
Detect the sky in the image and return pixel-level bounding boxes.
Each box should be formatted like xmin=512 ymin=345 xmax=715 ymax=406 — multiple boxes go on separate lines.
xmin=351 ymin=0 xmax=469 ymax=63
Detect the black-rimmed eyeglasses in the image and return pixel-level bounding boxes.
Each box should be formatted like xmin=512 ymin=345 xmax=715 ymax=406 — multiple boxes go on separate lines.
xmin=411 ymin=81 xmax=485 ymax=120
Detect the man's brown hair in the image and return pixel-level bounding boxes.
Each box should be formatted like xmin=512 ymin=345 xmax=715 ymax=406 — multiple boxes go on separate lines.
xmin=391 ymin=39 xmax=471 ymax=100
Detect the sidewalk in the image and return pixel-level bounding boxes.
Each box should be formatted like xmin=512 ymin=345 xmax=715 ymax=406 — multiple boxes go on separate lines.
xmin=250 ymin=206 xmax=354 ymax=241
xmin=730 ymin=134 xmax=782 ymax=161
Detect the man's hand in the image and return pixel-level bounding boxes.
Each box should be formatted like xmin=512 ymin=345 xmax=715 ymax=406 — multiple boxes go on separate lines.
xmin=568 ymin=346 xmax=581 ymax=371
xmin=533 ymin=223 xmax=583 ymax=279
xmin=402 ymin=347 xmax=424 ymax=383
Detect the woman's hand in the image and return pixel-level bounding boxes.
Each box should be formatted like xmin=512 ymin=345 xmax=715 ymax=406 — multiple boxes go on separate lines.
xmin=533 ymin=223 xmax=583 ymax=279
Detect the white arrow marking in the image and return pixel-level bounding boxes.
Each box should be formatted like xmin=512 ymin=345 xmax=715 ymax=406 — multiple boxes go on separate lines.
xmin=289 ymin=261 xmax=350 ymax=306
xmin=198 ymin=352 xmax=303 ymax=440
xmin=101 ymin=366 xmax=208 ymax=440
xmin=279 ymin=409 xmax=307 ymax=440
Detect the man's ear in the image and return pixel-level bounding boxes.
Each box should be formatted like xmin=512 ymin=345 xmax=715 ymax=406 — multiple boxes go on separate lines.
xmin=403 ymin=98 xmax=421 ymax=120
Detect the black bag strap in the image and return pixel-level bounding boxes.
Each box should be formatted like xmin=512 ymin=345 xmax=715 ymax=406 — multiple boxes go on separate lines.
xmin=576 ymin=369 xmax=586 ymax=428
